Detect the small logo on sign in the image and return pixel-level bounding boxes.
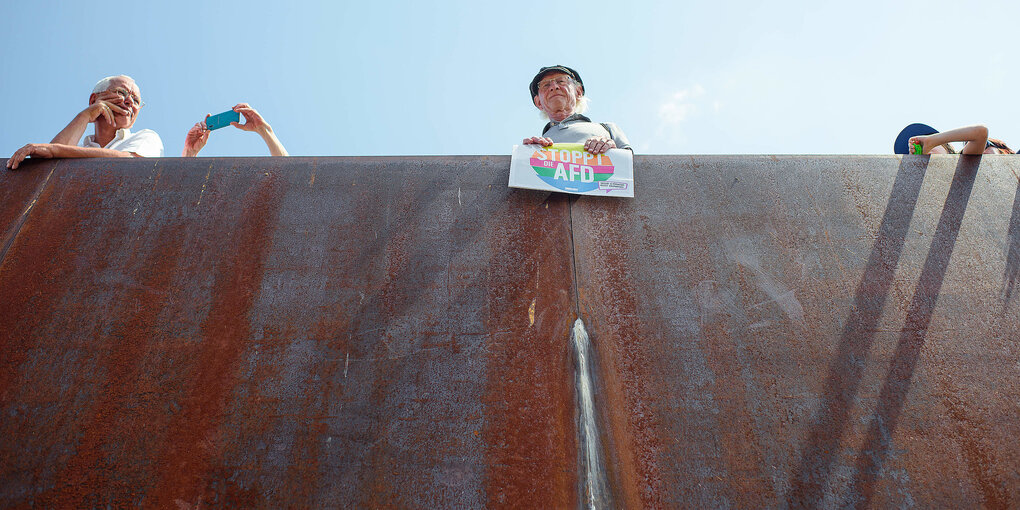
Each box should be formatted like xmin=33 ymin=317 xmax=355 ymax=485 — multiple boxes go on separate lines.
xmin=598 ymin=181 xmax=627 ymax=190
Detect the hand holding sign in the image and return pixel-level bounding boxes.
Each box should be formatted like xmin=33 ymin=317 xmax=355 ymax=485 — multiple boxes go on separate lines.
xmin=508 ymin=143 xmax=633 ymax=197
xmin=523 ymin=136 xmax=553 ymax=147
xmin=583 ymin=136 xmax=615 ymax=154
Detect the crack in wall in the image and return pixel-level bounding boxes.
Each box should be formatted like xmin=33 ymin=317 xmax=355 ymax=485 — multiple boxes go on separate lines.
xmin=0 ymin=163 xmax=57 ymax=266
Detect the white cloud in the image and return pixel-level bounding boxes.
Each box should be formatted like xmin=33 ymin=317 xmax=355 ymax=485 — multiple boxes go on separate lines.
xmin=658 ymin=84 xmax=706 ymax=124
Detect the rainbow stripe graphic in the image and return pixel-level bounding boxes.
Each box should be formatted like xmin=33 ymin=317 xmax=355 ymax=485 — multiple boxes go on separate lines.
xmin=528 ymin=144 xmax=616 ymax=193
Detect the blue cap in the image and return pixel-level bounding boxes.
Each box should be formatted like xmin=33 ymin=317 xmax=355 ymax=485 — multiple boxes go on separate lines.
xmin=894 ymin=123 xmax=939 ymax=154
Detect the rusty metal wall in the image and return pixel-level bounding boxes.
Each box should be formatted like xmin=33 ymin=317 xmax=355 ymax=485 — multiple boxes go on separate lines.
xmin=0 ymin=157 xmax=579 ymax=508
xmin=572 ymin=155 xmax=1020 ymax=508
xmin=1 ymin=155 xmax=1018 ymax=508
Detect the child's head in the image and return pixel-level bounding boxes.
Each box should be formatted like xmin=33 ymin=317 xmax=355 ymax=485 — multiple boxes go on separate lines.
xmin=985 ymin=138 xmax=1014 ymax=154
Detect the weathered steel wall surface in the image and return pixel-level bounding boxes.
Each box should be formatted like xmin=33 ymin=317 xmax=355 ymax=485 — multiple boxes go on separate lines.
xmin=572 ymin=155 xmax=1020 ymax=508
xmin=1 ymin=155 xmax=1018 ymax=508
xmin=0 ymin=157 xmax=579 ymax=508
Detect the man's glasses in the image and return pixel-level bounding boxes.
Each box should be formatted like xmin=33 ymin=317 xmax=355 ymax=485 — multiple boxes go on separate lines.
xmin=538 ymin=76 xmax=574 ymax=91
xmin=108 ymin=87 xmax=144 ymax=108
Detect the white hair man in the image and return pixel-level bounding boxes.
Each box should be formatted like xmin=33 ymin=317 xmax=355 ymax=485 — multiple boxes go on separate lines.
xmin=7 ymin=75 xmax=163 ymax=170
xmin=522 ymin=65 xmax=631 ymax=155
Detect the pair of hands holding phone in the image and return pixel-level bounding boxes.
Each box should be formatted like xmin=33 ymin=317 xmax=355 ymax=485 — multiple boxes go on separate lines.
xmin=182 ymin=103 xmax=282 ymax=157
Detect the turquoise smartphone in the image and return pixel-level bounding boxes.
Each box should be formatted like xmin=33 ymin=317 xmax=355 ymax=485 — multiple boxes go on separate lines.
xmin=206 ymin=110 xmax=240 ymax=130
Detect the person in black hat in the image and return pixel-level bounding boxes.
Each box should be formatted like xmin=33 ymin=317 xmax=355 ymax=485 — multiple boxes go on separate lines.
xmin=523 ymin=65 xmax=631 ymax=154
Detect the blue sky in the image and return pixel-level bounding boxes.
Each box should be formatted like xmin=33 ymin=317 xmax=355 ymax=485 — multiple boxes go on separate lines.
xmin=3 ymin=0 xmax=1019 ymax=157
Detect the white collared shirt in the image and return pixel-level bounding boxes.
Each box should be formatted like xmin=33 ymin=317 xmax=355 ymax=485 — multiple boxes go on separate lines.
xmin=82 ymin=128 xmax=164 ymax=157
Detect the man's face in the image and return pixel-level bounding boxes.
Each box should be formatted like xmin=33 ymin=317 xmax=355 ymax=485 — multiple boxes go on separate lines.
xmin=90 ymin=76 xmax=142 ymax=129
xmin=533 ymin=72 xmax=583 ymax=122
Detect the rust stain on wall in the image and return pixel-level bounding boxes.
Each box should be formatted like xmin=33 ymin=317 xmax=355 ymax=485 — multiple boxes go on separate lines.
xmin=40 ymin=222 xmax=188 ymax=508
xmin=572 ymin=201 xmax=669 ymax=510
xmin=481 ymin=192 xmax=577 ymax=509
xmin=2 ymin=156 xmax=1019 ymax=507
xmin=0 ymin=169 xmax=112 ymax=403
xmin=149 ymin=172 xmax=287 ymax=507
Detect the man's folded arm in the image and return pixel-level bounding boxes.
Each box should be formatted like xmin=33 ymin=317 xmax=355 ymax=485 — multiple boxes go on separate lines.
xmin=51 ymin=145 xmax=144 ymax=158
xmin=50 ymin=99 xmax=128 ymax=146
xmin=7 ymin=143 xmax=136 ymax=170
xmin=50 ymin=110 xmax=94 ymax=146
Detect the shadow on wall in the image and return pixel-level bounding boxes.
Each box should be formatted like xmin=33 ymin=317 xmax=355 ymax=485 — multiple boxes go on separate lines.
xmin=788 ymin=155 xmax=981 ymax=506
xmin=1002 ymin=178 xmax=1020 ymax=308
xmin=848 ymin=155 xmax=980 ymax=507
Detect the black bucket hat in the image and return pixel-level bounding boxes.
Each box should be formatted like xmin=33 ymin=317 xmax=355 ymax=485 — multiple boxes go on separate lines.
xmin=530 ymin=65 xmax=583 ymax=99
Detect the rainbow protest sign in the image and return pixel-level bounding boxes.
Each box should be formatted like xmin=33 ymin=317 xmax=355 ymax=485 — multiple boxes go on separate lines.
xmin=509 ymin=143 xmax=633 ymax=197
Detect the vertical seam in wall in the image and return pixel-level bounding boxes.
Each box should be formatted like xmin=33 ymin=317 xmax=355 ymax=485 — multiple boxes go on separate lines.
xmin=567 ymin=195 xmax=613 ymax=509
xmin=572 ymin=317 xmax=611 ymax=509
xmin=568 ymin=195 xmax=582 ymax=318
xmin=0 ymin=162 xmax=58 ymax=267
